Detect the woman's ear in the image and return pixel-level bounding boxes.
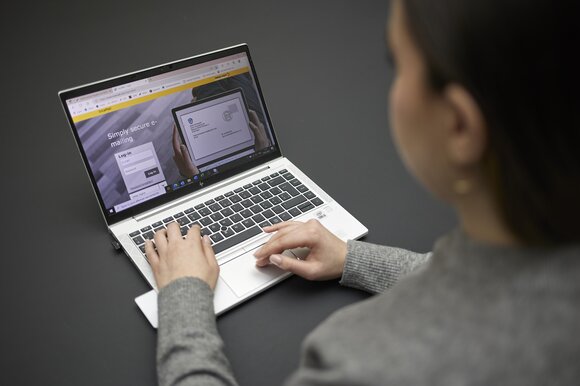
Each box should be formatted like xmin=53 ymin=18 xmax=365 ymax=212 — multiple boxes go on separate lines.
xmin=442 ymin=84 xmax=488 ymax=167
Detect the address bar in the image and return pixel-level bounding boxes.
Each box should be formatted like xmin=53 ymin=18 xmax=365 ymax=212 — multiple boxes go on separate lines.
xmin=94 ymin=63 xmax=242 ymax=106
xmin=145 ymin=65 xmax=218 ymax=89
xmin=96 ymin=78 xmax=150 ymax=103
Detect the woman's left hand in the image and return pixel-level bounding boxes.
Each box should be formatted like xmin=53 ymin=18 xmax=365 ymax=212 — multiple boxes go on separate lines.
xmin=145 ymin=223 xmax=219 ymax=290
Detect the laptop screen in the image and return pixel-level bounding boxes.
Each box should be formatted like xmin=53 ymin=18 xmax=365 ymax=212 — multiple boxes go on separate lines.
xmin=59 ymin=45 xmax=281 ymax=224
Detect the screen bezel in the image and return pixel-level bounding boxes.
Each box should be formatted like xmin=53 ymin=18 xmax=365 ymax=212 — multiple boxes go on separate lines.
xmin=58 ymin=44 xmax=282 ymax=226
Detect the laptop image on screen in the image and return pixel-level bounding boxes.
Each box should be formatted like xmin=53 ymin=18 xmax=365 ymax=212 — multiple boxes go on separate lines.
xmin=58 ymin=43 xmax=368 ymax=320
xmin=172 ymin=88 xmax=256 ymax=169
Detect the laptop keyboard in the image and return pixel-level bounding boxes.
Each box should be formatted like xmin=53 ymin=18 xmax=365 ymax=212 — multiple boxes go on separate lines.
xmin=129 ymin=169 xmax=324 ymax=259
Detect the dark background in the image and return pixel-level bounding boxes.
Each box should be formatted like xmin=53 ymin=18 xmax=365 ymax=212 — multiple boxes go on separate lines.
xmin=0 ymin=1 xmax=455 ymax=385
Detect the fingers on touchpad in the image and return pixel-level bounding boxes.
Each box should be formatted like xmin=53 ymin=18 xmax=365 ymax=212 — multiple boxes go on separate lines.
xmin=220 ymin=249 xmax=288 ymax=297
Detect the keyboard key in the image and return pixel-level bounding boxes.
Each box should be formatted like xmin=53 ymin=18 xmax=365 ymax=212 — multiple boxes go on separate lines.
xmin=184 ymin=207 xmax=195 ymax=214
xmin=260 ymin=201 xmax=273 ymax=209
xmin=129 ymin=230 xmax=140 ymax=237
xmin=239 ymin=190 xmax=252 ymax=199
xmin=163 ymin=216 xmax=174 ymax=223
xmin=200 ymin=228 xmax=212 ymax=237
xmin=259 ymin=220 xmax=271 ymax=228
xmin=296 ymin=185 xmax=308 ymax=193
xmin=241 ymin=199 xmax=253 ymax=208
xmin=288 ymin=207 xmax=301 ymax=217
xmin=180 ymin=226 xmax=189 ymax=236
xmin=232 ymin=223 xmax=245 ymax=233
xmin=154 ymin=227 xmax=164 ymax=232
xmin=289 ymin=178 xmax=301 ymax=186
xmin=281 ymin=195 xmax=306 ymax=210
xmin=204 ymin=199 xmax=215 ymax=205
xmin=260 ymin=191 xmax=273 ymax=199
xmin=252 ymin=180 xmax=261 ymax=185
xmin=268 ymin=176 xmax=285 ymax=187
xmin=279 ymin=182 xmax=299 ymax=197
xmin=270 ymin=216 xmax=282 ymax=225
xmin=221 ymin=228 xmax=235 ymax=238
xmin=298 ymin=202 xmax=314 ymax=212
xmin=251 ymin=195 xmax=264 ymax=204
xmin=132 ymin=235 xmax=145 ymax=245
xmin=258 ymin=183 xmax=270 ymax=191
xmin=249 ymin=204 xmax=263 ymax=214
xmin=219 ymin=218 xmax=233 ymax=227
xmin=194 ymin=203 xmax=205 ymax=210
xmin=140 ymin=225 xmax=152 ymax=232
xmin=210 ymin=233 xmax=224 ymax=243
xmin=304 ymin=191 xmax=316 ymax=199
xmin=215 ymin=195 xmax=224 ymax=201
xmin=270 ymin=196 xmax=282 ymax=205
xmin=279 ymin=192 xmax=291 ymax=201
xmin=209 ymin=203 xmax=222 ymax=212
xmin=243 ymin=184 xmax=253 ymax=189
xmin=269 ymin=172 xmax=279 ymax=178
xmin=234 ymin=187 xmax=244 ymax=193
xmin=252 ymin=213 xmax=265 ymax=223
xmin=279 ymin=212 xmax=292 ymax=221
xmin=152 ymin=221 xmax=163 ymax=228
xmin=249 ymin=187 xmax=261 ymax=195
xmin=221 ymin=207 xmax=234 ymax=217
xmin=220 ymin=198 xmax=233 ymax=207
xmin=242 ymin=219 xmax=255 ymax=228
xmin=261 ymin=176 xmax=271 ymax=181
xmin=282 ymin=172 xmax=294 ymax=180
xmin=230 ymin=213 xmax=243 ymax=223
xmin=262 ymin=209 xmax=275 ymax=218
xmin=142 ymin=231 xmax=155 ymax=240
xmin=224 ymin=191 xmax=234 ymax=197
xmin=188 ymin=212 xmax=201 ymax=221
xmin=230 ymin=195 xmax=242 ymax=203
xmin=231 ymin=203 xmax=244 ymax=212
xmin=199 ymin=207 xmax=211 ymax=216
xmin=210 ymin=212 xmax=224 ymax=222
xmin=279 ymin=169 xmax=288 ymax=173
xmin=213 ymin=225 xmax=262 ymax=254
xmin=240 ymin=209 xmax=253 ymax=218
xmin=271 ymin=205 xmax=284 ymax=214
xmin=270 ymin=186 xmax=282 ymax=195
xmin=312 ymin=197 xmax=324 ymax=206
xmin=200 ymin=217 xmax=212 ymax=226
xmin=177 ymin=217 xmax=190 ymax=226
xmin=139 ymin=245 xmax=146 ymax=254
xmin=209 ymin=223 xmax=221 ymax=233
xmin=174 ymin=212 xmax=185 ymax=218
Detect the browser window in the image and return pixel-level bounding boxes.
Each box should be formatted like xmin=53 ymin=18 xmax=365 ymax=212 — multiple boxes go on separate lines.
xmin=65 ymin=52 xmax=276 ymax=216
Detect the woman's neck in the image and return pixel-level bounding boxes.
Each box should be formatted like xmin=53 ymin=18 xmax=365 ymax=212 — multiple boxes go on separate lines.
xmin=455 ymin=187 xmax=520 ymax=247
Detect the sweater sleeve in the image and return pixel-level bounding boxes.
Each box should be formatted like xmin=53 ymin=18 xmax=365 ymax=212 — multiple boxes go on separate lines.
xmin=157 ymin=277 xmax=238 ymax=386
xmin=339 ymin=240 xmax=431 ymax=294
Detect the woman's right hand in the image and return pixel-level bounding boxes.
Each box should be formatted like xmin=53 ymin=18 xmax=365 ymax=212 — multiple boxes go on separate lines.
xmin=253 ymin=219 xmax=348 ymax=281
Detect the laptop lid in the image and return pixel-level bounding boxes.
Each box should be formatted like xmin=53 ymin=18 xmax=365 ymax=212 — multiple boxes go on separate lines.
xmin=58 ymin=44 xmax=282 ymax=226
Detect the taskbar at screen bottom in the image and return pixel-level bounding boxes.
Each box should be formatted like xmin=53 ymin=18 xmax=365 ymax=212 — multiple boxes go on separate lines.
xmin=165 ymin=145 xmax=277 ymax=193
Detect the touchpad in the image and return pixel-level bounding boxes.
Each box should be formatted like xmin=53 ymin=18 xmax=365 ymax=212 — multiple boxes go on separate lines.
xmin=220 ymin=249 xmax=291 ymax=298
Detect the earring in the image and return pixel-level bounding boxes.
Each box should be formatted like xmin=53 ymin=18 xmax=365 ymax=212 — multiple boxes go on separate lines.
xmin=454 ymin=179 xmax=472 ymax=195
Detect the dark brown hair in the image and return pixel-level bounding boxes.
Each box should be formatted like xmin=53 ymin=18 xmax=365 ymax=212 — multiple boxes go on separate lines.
xmin=401 ymin=0 xmax=580 ymax=245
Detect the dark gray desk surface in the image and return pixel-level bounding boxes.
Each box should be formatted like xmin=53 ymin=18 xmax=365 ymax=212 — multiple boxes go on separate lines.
xmin=1 ymin=1 xmax=455 ymax=385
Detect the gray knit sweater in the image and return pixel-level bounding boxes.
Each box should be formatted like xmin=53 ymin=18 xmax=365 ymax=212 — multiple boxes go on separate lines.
xmin=157 ymin=230 xmax=580 ymax=385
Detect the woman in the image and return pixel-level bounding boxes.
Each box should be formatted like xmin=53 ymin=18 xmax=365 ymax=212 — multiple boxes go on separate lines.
xmin=145 ymin=0 xmax=580 ymax=384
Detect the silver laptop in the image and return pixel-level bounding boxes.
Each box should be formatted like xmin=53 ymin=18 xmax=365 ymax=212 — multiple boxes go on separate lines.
xmin=58 ymin=43 xmax=367 ymax=316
